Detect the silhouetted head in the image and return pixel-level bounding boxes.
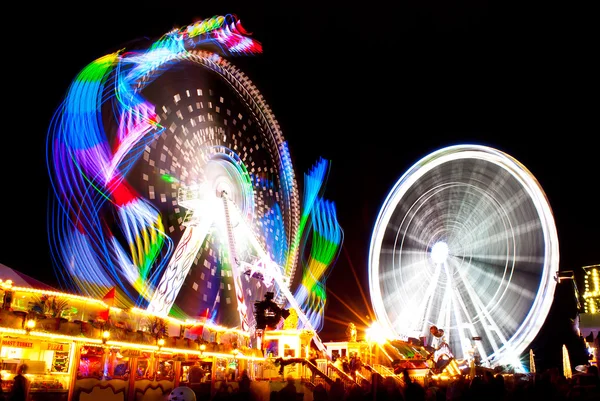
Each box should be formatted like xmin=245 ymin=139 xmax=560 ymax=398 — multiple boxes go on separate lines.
xmin=18 ymin=364 xmax=28 ymax=375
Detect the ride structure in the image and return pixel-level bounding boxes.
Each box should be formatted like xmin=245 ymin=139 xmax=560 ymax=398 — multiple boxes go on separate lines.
xmin=46 ymin=15 xmax=342 ymax=352
xmin=368 ymin=144 xmax=559 ymax=369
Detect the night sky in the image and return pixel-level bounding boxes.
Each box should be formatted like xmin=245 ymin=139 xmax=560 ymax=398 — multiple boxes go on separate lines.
xmin=2 ymin=4 xmax=597 ymax=368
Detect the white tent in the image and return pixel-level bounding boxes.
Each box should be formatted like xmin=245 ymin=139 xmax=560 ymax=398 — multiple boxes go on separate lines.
xmin=0 ymin=262 xmax=57 ymax=290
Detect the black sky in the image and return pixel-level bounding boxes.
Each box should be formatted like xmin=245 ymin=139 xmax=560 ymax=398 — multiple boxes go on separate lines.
xmin=2 ymin=4 xmax=598 ymax=358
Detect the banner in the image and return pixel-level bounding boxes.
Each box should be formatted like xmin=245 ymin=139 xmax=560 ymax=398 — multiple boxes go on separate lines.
xmin=1 ymin=339 xmax=34 ymax=349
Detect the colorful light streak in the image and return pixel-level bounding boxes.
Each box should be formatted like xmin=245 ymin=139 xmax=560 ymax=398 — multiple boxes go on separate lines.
xmin=47 ymin=15 xmax=266 ymax=307
xmin=46 ymin=16 xmax=341 ymax=336
xmin=294 ymin=198 xmax=343 ymax=332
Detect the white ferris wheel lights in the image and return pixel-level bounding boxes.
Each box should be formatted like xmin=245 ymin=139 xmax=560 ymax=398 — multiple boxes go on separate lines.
xmin=368 ymin=144 xmax=559 ymax=367
xmin=430 ymin=241 xmax=449 ymax=265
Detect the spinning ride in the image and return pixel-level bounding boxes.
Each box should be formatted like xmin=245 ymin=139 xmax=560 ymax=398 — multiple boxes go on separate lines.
xmin=47 ymin=16 xmax=341 ymax=342
xmin=368 ymin=144 xmax=559 ymax=367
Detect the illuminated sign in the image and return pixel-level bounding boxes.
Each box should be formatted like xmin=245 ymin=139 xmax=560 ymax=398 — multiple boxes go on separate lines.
xmin=1 ymin=339 xmax=34 ymax=349
xmin=41 ymin=342 xmax=69 ymax=352
xmin=1 ymin=339 xmax=69 ymax=351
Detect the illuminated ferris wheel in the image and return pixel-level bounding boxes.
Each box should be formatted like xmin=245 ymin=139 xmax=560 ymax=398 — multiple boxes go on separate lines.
xmin=134 ymin=50 xmax=302 ymax=331
xmin=47 ymin=16 xmax=341 ymax=340
xmin=368 ymin=144 xmax=559 ymax=367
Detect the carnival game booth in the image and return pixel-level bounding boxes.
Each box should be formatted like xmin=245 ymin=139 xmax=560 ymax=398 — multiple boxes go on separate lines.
xmin=322 ymin=337 xmax=433 ymax=387
xmin=261 ymin=329 xmax=315 ymax=379
xmin=322 ymin=340 xmax=371 ymax=363
xmin=0 ymin=279 xmax=261 ymax=401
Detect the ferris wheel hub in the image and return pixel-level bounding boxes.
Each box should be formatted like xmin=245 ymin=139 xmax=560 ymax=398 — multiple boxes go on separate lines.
xmin=431 ymin=241 xmax=449 ymax=264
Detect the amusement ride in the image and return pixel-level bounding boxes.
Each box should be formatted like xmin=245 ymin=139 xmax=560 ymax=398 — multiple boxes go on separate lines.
xmin=0 ymin=17 xmax=566 ymax=401
xmin=369 ymin=144 xmax=560 ymax=370
xmin=45 ymin=15 xmax=342 ymax=353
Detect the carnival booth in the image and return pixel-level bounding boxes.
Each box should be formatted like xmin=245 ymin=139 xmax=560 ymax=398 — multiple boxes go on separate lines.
xmin=261 ymin=329 xmax=315 ymax=379
xmin=0 ymin=336 xmax=72 ymax=400
xmin=0 ymin=279 xmax=259 ymax=401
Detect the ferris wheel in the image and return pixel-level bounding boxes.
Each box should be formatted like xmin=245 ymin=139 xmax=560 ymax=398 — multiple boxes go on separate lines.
xmin=368 ymin=144 xmax=559 ymax=367
xmin=133 ymin=50 xmax=302 ymax=331
xmin=47 ymin=16 xmax=340 ymax=341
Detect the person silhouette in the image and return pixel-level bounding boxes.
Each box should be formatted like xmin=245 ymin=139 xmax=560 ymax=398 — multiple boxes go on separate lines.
xmin=239 ymin=369 xmax=251 ymax=393
xmin=9 ymin=364 xmax=30 ymax=401
xmin=279 ymin=376 xmax=297 ymax=399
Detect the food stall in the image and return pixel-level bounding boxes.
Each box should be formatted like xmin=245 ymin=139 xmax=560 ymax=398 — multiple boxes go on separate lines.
xmin=0 ymin=278 xmax=259 ymax=401
xmin=0 ymin=336 xmax=72 ymax=401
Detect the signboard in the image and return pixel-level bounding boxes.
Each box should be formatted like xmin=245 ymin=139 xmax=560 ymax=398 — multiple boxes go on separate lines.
xmin=41 ymin=342 xmax=70 ymax=352
xmin=1 ymin=339 xmax=70 ymax=351
xmin=52 ymin=351 xmax=70 ymax=372
xmin=1 ymin=339 xmax=34 ymax=349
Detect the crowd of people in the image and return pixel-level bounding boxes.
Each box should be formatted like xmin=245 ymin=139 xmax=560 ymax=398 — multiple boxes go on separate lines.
xmin=194 ymin=364 xmax=600 ymax=401
xmin=339 ymin=366 xmax=600 ymax=401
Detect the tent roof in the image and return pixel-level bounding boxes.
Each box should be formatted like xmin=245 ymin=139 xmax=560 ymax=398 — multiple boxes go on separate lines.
xmin=0 ymin=262 xmax=57 ymax=291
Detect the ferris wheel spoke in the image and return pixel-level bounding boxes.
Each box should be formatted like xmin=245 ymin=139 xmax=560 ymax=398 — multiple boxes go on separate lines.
xmin=459 ymin=256 xmax=511 ymax=286
xmin=461 ymin=217 xmax=545 ymax=266
xmin=451 ymin=283 xmax=491 ymax=361
xmin=392 ymin=225 xmax=431 ymax=249
xmin=417 ymin=262 xmax=444 ymax=333
xmin=227 ymin=199 xmax=269 ymax=263
xmin=380 ymin=248 xmax=426 ymax=277
xmin=146 ymin=213 xmax=214 ymax=315
xmin=451 ymin=258 xmax=510 ymax=349
xmin=452 ymin=155 xmax=512 ymax=215
xmin=436 ymin=262 xmax=455 ymax=334
xmin=455 ymin=257 xmax=509 ymax=309
xmin=399 ymin=265 xmax=436 ymax=293
xmin=510 ymin=218 xmax=543 ymax=243
xmin=458 ymin=220 xmax=514 ymax=256
xmin=456 ymin=165 xmax=509 ymax=220
xmin=463 ymin=186 xmax=534 ymax=246
xmin=390 ymin=260 xmax=444 ymax=334
xmin=388 ymin=257 xmax=435 ymax=299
